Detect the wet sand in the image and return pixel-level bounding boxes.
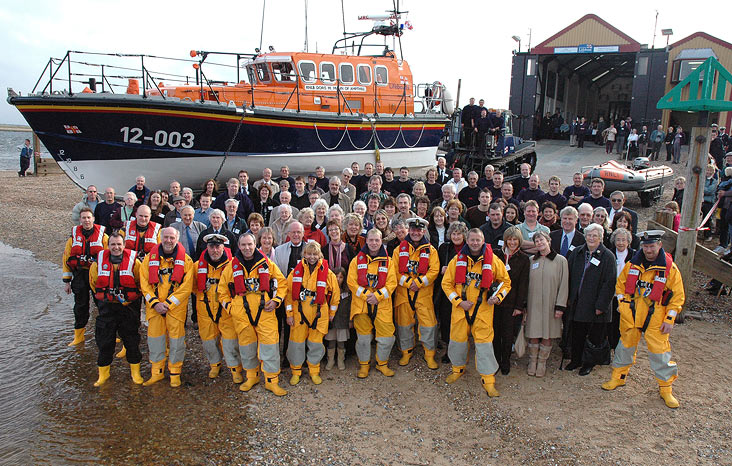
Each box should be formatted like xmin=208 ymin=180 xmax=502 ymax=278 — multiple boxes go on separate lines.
xmin=1 ymin=170 xmax=731 ymax=465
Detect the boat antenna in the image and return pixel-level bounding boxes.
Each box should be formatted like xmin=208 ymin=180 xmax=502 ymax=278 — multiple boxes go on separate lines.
xmin=340 ymin=0 xmax=346 ymax=39
xmin=304 ymin=0 xmax=309 ymax=52
xmin=259 ymin=0 xmax=266 ymax=52
xmin=392 ymin=0 xmax=403 ymax=61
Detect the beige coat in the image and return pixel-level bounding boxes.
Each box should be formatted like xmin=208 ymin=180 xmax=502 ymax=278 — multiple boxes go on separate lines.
xmin=525 ymin=251 xmax=568 ymax=339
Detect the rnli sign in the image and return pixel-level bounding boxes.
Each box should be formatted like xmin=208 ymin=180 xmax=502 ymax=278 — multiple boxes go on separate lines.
xmin=554 ymin=44 xmax=620 ymax=54
xmin=304 ymin=84 xmax=367 ymax=93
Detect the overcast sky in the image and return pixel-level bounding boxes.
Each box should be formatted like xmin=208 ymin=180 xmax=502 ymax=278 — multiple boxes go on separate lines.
xmin=0 ymin=0 xmax=726 ymax=124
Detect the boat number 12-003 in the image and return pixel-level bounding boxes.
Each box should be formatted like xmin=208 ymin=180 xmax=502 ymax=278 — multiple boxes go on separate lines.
xmin=120 ymin=127 xmax=195 ymax=148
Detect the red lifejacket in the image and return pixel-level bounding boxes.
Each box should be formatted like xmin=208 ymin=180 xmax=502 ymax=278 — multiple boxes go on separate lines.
xmin=197 ymin=250 xmax=232 ymax=292
xmin=292 ymin=259 xmax=329 ymax=305
xmin=624 ymin=251 xmax=673 ymax=302
xmin=124 ymin=220 xmax=160 ymax=255
xmin=230 ymin=250 xmax=271 ymax=296
xmin=455 ymin=244 xmax=494 ymax=288
xmin=68 ymin=224 xmax=106 ymax=270
xmin=398 ymin=239 xmax=430 ymax=275
xmin=356 ymin=246 xmax=389 ymax=289
xmin=147 ymin=243 xmax=186 ymax=284
xmin=94 ymin=249 xmax=140 ymax=303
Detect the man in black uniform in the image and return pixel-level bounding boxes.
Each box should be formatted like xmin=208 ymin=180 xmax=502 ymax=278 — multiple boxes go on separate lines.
xmin=461 ymin=97 xmax=478 ymax=149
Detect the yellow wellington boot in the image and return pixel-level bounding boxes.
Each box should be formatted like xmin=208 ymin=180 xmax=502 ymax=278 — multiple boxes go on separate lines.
xmin=289 ymin=368 xmax=302 ymax=386
xmin=143 ymin=360 xmax=166 ymax=386
xmin=264 ymin=374 xmax=287 ymax=396
xmin=129 ymin=363 xmax=144 ymax=384
xmin=375 ymin=360 xmax=395 ymax=377
xmin=115 ymin=346 xmax=127 ymax=359
xmin=169 ymin=373 xmax=182 ymax=387
xmin=208 ymin=363 xmax=221 ymax=379
xmin=601 ymin=368 xmax=628 ymax=391
xmin=239 ymin=369 xmax=260 ymax=391
xmin=93 ymin=365 xmax=111 ymax=387
xmin=357 ymin=362 xmax=370 ymax=379
xmin=309 ymin=365 xmax=322 ymax=385
xmin=398 ymin=349 xmax=413 ymax=366
xmin=481 ymin=375 xmax=500 ymax=397
xmin=68 ymin=328 xmax=85 ymax=346
xmin=659 ymin=386 xmax=679 ymax=409
xmin=446 ymin=366 xmax=465 ymax=384
xmin=230 ymin=366 xmax=244 ymax=384
xmin=423 ymin=349 xmax=439 ymax=370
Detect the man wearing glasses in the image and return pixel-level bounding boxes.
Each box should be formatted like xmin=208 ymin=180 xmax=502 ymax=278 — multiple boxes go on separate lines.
xmin=607 ymin=191 xmax=638 ymax=232
xmin=72 ymin=185 xmax=101 ymax=223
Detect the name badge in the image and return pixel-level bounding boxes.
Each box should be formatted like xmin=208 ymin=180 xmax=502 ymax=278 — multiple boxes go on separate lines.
xmin=531 ymin=262 xmax=539 ymax=270
xmin=590 ymin=257 xmax=601 ymax=266
xmin=344 ymin=188 xmax=350 ymax=193
xmin=527 ymin=231 xmax=535 ymax=239
xmin=233 ymin=228 xmax=240 ymax=234
xmin=267 ymin=206 xmax=273 ymax=210
xmin=498 ymin=240 xmax=504 ymax=247
xmin=568 ymin=245 xmax=575 ymax=251
xmin=505 ymin=263 xmax=511 ymax=271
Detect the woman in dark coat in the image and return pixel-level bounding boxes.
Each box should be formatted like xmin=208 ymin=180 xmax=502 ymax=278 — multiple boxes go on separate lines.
xmin=565 ymin=223 xmax=616 ymax=376
xmin=434 ymin=222 xmax=468 ymax=362
xmin=493 ymin=226 xmax=530 ymax=374
xmin=252 ymin=184 xmax=279 ymax=225
xmin=607 ymin=227 xmax=636 ymax=350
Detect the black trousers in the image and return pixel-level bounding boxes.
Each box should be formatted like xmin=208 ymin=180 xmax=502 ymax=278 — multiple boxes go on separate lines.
xmin=608 ymin=299 xmax=621 ymax=350
xmin=463 ymin=127 xmax=474 ymax=148
xmin=477 ymin=131 xmax=488 ymax=156
xmin=577 ymin=134 xmax=585 ymax=148
xmin=19 ymin=156 xmax=30 ymax=176
xmin=276 ymin=302 xmax=290 ymax=356
xmin=665 ymin=143 xmax=673 ymax=161
xmin=435 ymin=291 xmax=452 ymax=345
xmin=71 ymin=271 xmax=93 ymax=329
xmin=651 ymin=141 xmax=662 ymax=160
xmin=95 ymin=300 xmax=142 ymax=366
xmin=493 ymin=306 xmax=518 ymax=366
xmin=570 ymin=320 xmax=607 ymax=366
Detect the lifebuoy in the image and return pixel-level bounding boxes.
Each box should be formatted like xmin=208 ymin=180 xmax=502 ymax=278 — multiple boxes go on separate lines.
xmin=429 ymin=81 xmax=443 ymax=108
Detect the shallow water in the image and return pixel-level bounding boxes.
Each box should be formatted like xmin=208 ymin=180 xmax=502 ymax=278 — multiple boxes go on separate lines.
xmin=0 ymin=131 xmax=49 ymax=171
xmin=0 ymin=242 xmax=255 ymax=465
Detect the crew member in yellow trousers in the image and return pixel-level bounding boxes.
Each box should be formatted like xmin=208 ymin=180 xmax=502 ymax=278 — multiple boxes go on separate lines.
xmin=391 ymin=218 xmax=440 ymax=368
xmin=195 ymin=234 xmax=243 ymax=383
xmin=219 ymin=233 xmax=288 ymax=396
xmin=602 ymin=230 xmax=685 ymax=408
xmin=347 ymin=228 xmax=398 ymax=378
xmin=139 ymin=227 xmax=195 ymax=387
xmin=62 ymin=207 xmax=108 ymax=346
xmin=441 ymin=228 xmax=510 ymax=397
xmin=285 ymin=242 xmax=340 ymax=385
xmin=88 ymin=232 xmax=144 ymax=386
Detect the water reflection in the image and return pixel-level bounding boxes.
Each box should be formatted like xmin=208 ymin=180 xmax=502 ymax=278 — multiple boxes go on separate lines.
xmin=0 ymin=243 xmax=253 ymax=465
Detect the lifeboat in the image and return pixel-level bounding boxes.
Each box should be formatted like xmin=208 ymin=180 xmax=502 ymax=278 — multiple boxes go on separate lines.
xmin=582 ymin=159 xmax=674 ymax=206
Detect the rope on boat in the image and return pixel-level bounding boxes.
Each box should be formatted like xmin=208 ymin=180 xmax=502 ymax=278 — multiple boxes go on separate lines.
xmin=213 ymin=110 xmax=247 ymax=181
xmin=314 ymin=123 xmax=348 ymax=151
xmin=372 ymin=124 xmax=400 ymax=149
xmin=401 ymin=124 xmax=426 ymax=148
xmin=345 ymin=126 xmax=374 ymax=150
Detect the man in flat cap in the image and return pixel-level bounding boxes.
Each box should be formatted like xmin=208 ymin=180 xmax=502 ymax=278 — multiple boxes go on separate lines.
xmin=391 ymin=217 xmax=441 ymax=368
xmin=602 ymin=230 xmax=685 ymax=408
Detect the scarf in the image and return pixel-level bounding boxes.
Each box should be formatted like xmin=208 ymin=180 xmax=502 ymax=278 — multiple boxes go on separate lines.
xmin=292 ymin=259 xmax=329 ymax=305
xmin=398 ymin=237 xmax=430 ymax=275
xmin=197 ymin=249 xmax=232 ymax=292
xmin=147 ymin=243 xmax=186 ymax=284
xmin=455 ymin=243 xmax=494 ymax=288
xmin=356 ymin=245 xmax=389 ymax=289
xmin=231 ymin=249 xmax=270 ymax=295
xmin=625 ymin=249 xmax=673 ymax=302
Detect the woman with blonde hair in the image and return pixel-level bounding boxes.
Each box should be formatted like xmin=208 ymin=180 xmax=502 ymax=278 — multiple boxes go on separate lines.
xmin=257 ymin=226 xmax=277 ymax=260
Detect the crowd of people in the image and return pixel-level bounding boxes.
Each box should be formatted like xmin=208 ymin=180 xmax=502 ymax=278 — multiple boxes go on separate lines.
xmin=63 ymin=157 xmax=691 ymax=407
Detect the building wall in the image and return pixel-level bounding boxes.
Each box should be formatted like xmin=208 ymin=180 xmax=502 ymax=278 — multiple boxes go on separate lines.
xmin=543 ymin=18 xmax=632 ymax=49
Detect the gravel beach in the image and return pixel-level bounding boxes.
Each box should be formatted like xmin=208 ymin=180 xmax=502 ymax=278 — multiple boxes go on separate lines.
xmin=1 ymin=170 xmax=731 ymax=465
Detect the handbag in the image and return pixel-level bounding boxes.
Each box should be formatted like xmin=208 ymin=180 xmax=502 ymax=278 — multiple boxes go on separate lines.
xmin=582 ymin=321 xmax=611 ymax=366
xmin=514 ymin=323 xmax=526 ymax=358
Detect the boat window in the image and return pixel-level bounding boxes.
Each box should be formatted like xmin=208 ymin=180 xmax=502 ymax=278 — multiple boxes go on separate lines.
xmin=298 ymin=61 xmax=317 ymax=83
xmin=256 ymin=63 xmax=270 ymax=82
xmin=357 ymin=64 xmax=372 ymax=85
xmin=320 ymin=62 xmax=336 ymax=83
xmin=246 ymin=65 xmax=257 ymax=84
xmin=272 ymin=62 xmax=295 ymax=82
xmin=375 ymin=65 xmax=388 ymax=86
xmin=339 ymin=63 xmax=354 ymax=85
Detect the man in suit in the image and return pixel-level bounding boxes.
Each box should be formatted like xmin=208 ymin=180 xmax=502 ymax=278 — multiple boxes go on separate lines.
xmin=550 ymin=206 xmax=586 ymax=257
xmin=196 ymin=208 xmax=238 ymax=257
xmin=607 ymin=191 xmax=638 ymax=232
xmin=436 ymin=157 xmax=451 ymax=185
xmin=170 ymin=205 xmax=207 ymax=258
xmin=322 ymin=176 xmax=353 ymax=214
